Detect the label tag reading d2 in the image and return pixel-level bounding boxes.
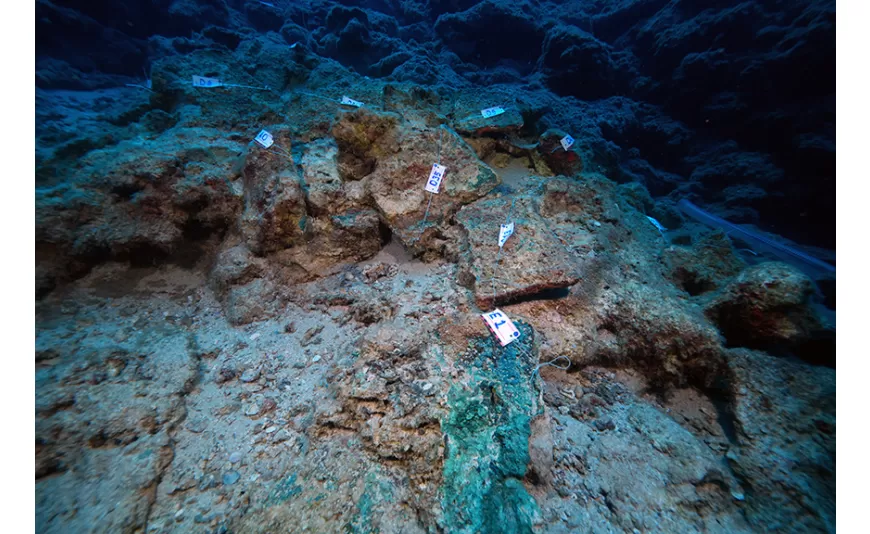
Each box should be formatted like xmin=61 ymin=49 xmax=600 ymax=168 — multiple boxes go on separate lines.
xmin=254 ymin=130 xmax=274 ymax=149
xmin=498 ymin=222 xmax=515 ymax=247
xmin=481 ymin=309 xmax=521 ymax=346
xmin=481 ymin=106 xmax=505 ymax=119
xmin=425 ymin=163 xmax=447 ymax=194
xmin=192 ymin=75 xmax=222 ymax=88
xmin=560 ymin=135 xmax=575 ymax=151
xmin=340 ymin=96 xmax=364 ymax=107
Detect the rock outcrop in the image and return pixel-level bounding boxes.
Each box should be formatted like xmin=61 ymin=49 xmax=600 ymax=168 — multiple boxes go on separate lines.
xmin=725 ymin=348 xmax=835 ymax=532
xmin=34 ymin=1 xmax=835 ymax=532
xmin=704 ymin=262 xmax=834 ymax=363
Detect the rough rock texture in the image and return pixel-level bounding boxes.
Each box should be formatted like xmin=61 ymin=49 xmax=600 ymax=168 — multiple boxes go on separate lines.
xmin=703 ymin=262 xmax=833 ymax=359
xmin=456 ymin=191 xmax=583 ymax=309
xmin=35 ymin=269 xmax=202 ymax=533
xmin=314 ymin=315 xmax=544 ymax=532
xmin=36 ymin=1 xmax=835 ymax=532
xmin=536 ymin=129 xmax=585 ymax=177
xmin=326 ymin=105 xmax=504 ymax=261
xmin=454 ymin=106 xmax=525 ymax=137
xmin=35 ymin=189 xmax=835 ymax=533
xmin=239 ymin=141 xmax=307 ymax=255
xmin=364 ymin=120 xmax=500 ymax=256
xmin=36 ymin=128 xmax=243 ymax=296
xmin=530 ymin=367 xmax=752 ymax=533
xmin=725 ymin=348 xmax=835 ymax=532
xmin=663 ymin=232 xmax=747 ymax=296
xmin=37 ymin=0 xmax=835 ymax=247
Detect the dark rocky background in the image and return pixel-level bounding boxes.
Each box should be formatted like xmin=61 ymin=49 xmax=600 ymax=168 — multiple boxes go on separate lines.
xmin=36 ymin=0 xmax=835 ymax=249
xmin=35 ymin=2 xmax=836 ymax=532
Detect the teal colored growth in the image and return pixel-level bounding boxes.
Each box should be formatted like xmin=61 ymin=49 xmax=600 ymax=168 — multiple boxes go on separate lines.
xmin=440 ymin=322 xmax=541 ymax=534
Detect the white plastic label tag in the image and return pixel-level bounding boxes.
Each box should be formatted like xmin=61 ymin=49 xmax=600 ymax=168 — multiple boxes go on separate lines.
xmin=425 ymin=163 xmax=447 ymax=194
xmin=498 ymin=222 xmax=515 ymax=247
xmin=481 ymin=106 xmax=505 ymax=119
xmin=340 ymin=96 xmax=364 ymax=107
xmin=192 ymin=75 xmax=222 ymax=88
xmin=481 ymin=309 xmax=521 ymax=346
xmin=560 ymin=135 xmax=575 ymax=151
xmin=254 ymin=130 xmax=274 ymax=149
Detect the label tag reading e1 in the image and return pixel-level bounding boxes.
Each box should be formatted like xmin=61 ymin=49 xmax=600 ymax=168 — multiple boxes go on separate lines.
xmin=254 ymin=130 xmax=274 ymax=149
xmin=481 ymin=309 xmax=521 ymax=346
xmin=498 ymin=222 xmax=515 ymax=247
xmin=481 ymin=106 xmax=505 ymax=119
xmin=340 ymin=96 xmax=364 ymax=107
xmin=192 ymin=75 xmax=222 ymax=88
xmin=425 ymin=163 xmax=447 ymax=194
xmin=560 ymin=135 xmax=575 ymax=151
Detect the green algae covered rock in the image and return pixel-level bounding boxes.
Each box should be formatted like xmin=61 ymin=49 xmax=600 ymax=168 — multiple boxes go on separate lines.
xmin=440 ymin=321 xmax=541 ymax=534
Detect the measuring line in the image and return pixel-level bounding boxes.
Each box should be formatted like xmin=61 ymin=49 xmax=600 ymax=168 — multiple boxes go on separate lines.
xmin=294 ymin=91 xmax=341 ymax=104
xmin=265 ymin=145 xmax=294 ymax=160
xmin=222 ymin=83 xmax=271 ymax=91
xmin=533 ymin=355 xmax=571 ymax=377
xmin=491 ymin=331 xmax=567 ymax=385
xmin=294 ymin=90 xmax=376 ymax=110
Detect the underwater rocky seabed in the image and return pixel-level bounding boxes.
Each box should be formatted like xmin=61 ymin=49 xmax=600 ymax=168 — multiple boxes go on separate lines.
xmin=35 ymin=0 xmax=835 ymax=532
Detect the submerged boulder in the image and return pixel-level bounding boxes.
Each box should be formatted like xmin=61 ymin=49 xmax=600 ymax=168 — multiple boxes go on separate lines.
xmin=725 ymin=348 xmax=835 ymax=533
xmin=454 ymin=106 xmax=525 ymax=137
xmin=35 ymin=127 xmax=243 ymax=296
xmin=455 ymin=193 xmax=582 ymax=309
xmin=703 ymin=262 xmax=832 ymax=360
xmin=663 ymin=232 xmax=747 ymax=296
xmin=240 ymin=149 xmax=308 ymax=255
xmin=338 ymin=111 xmax=501 ymax=256
xmin=535 ymin=129 xmax=584 ymax=177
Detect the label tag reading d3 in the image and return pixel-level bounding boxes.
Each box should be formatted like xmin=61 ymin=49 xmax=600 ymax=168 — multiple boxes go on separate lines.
xmin=498 ymin=222 xmax=515 ymax=248
xmin=340 ymin=96 xmax=364 ymax=107
xmin=425 ymin=163 xmax=447 ymax=194
xmin=192 ymin=75 xmax=222 ymax=88
xmin=481 ymin=309 xmax=521 ymax=346
xmin=254 ymin=130 xmax=274 ymax=149
xmin=481 ymin=106 xmax=505 ymax=119
xmin=560 ymin=135 xmax=575 ymax=151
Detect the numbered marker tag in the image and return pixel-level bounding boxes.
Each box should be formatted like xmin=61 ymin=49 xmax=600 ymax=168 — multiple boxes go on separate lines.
xmin=560 ymin=135 xmax=575 ymax=151
xmin=481 ymin=309 xmax=521 ymax=346
xmin=481 ymin=106 xmax=506 ymax=119
xmin=254 ymin=130 xmax=274 ymax=149
xmin=498 ymin=222 xmax=515 ymax=248
xmin=192 ymin=75 xmax=223 ymax=88
xmin=340 ymin=96 xmax=364 ymax=107
xmin=425 ymin=163 xmax=447 ymax=194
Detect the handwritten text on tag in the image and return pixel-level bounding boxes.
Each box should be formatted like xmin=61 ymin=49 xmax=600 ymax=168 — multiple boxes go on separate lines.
xmin=340 ymin=96 xmax=364 ymax=107
xmin=254 ymin=130 xmax=274 ymax=149
xmin=481 ymin=106 xmax=506 ymax=119
xmin=425 ymin=163 xmax=447 ymax=194
xmin=192 ymin=75 xmax=222 ymax=88
xmin=481 ymin=309 xmax=521 ymax=346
